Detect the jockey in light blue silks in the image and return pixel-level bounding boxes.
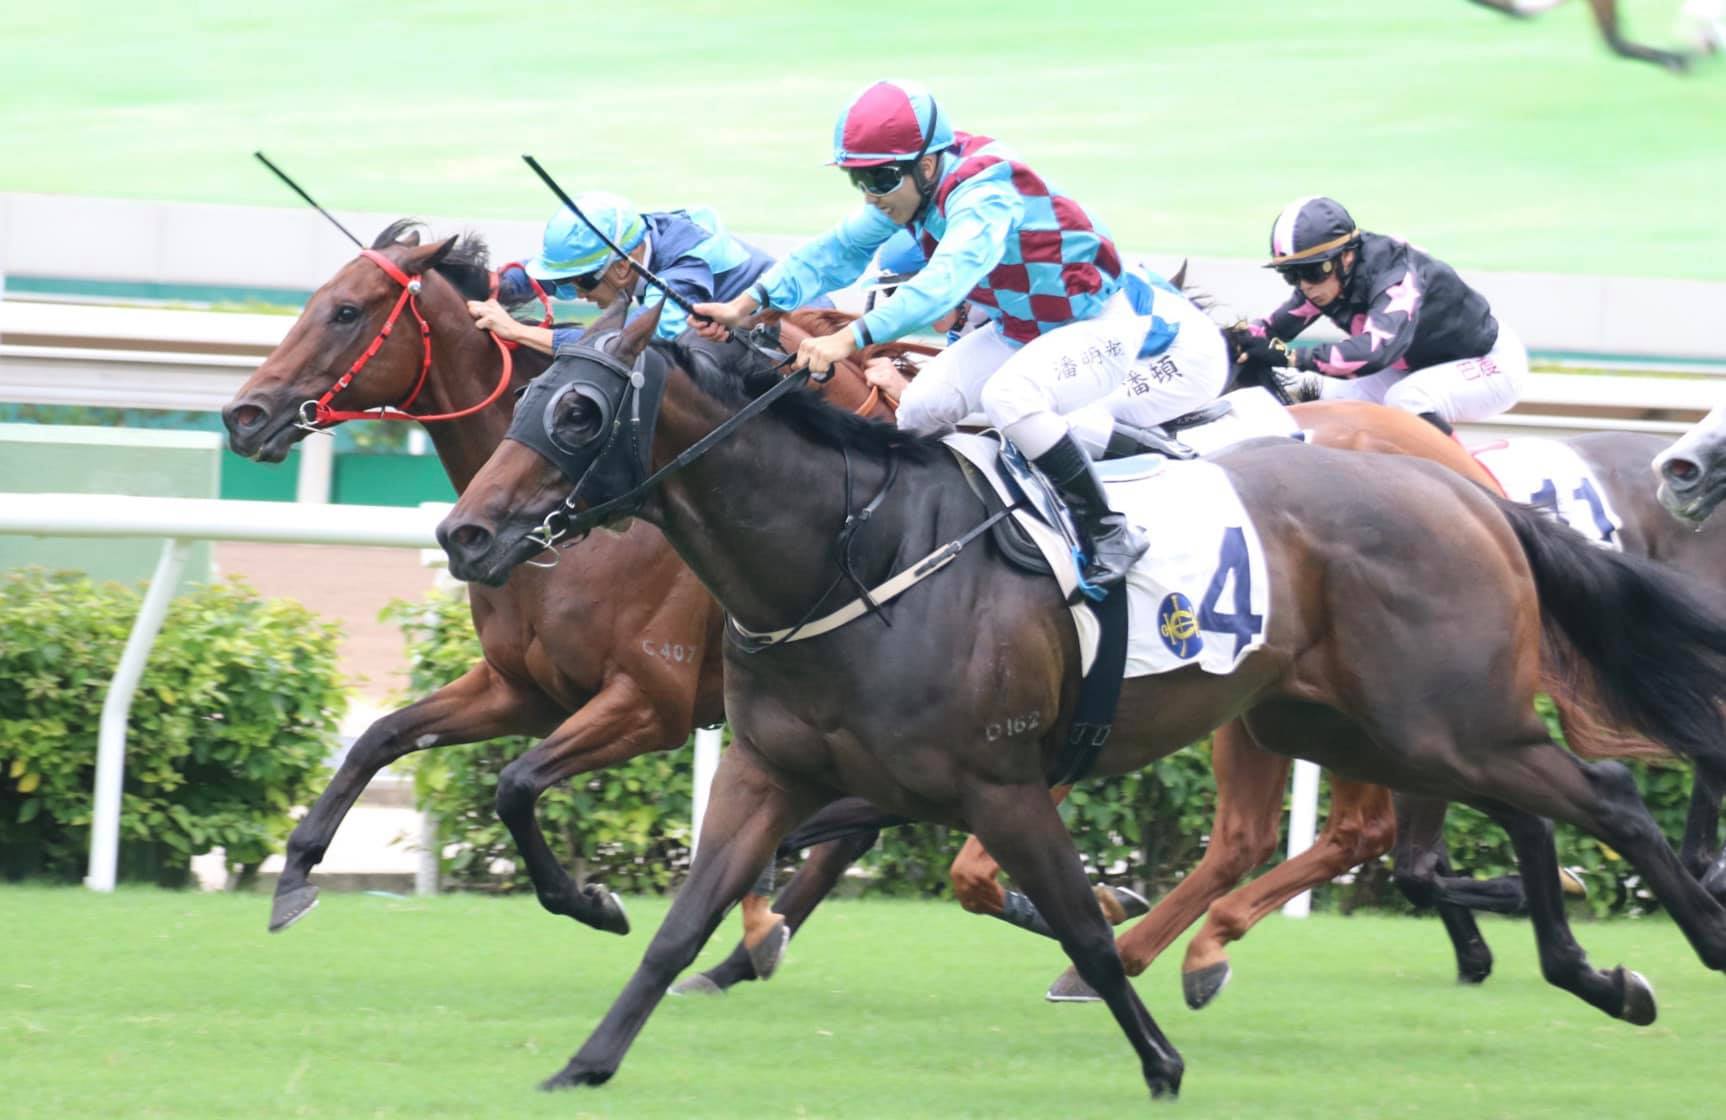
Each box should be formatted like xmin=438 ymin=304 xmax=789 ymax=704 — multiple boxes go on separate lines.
xmin=696 ymin=80 xmax=1226 ymax=588
xmin=468 ymin=190 xmax=777 ymax=352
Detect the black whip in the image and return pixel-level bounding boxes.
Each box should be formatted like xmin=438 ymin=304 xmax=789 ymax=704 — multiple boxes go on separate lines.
xmin=253 ymin=151 xmax=363 ymax=248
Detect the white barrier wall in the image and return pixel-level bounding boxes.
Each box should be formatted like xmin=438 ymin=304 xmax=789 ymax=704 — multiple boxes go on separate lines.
xmin=4 ymin=193 xmax=1725 ymax=364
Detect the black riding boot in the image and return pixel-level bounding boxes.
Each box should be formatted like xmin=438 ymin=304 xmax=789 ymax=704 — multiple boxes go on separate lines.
xmin=1033 ymin=433 xmax=1148 ymax=592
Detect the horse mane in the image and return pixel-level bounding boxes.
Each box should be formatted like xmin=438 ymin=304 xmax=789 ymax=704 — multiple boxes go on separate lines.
xmin=371 ymin=219 xmax=495 ymax=301
xmin=661 ymin=332 xmax=941 ymax=463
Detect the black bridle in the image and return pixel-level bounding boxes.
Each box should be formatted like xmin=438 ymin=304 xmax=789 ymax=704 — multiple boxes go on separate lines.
xmin=512 ymin=328 xmax=811 ymax=554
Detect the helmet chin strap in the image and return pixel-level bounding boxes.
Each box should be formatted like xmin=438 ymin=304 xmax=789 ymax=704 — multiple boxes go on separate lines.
xmin=904 ymin=103 xmax=942 ymax=228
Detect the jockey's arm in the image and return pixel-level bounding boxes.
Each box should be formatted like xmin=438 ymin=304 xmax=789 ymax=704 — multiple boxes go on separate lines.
xmin=854 ymin=179 xmax=1020 ymax=348
xmin=1251 ymin=290 xmax=1327 ymax=343
xmin=1289 ymin=282 xmax=1422 ymax=379
xmin=754 ymin=206 xmax=901 ymax=315
xmin=632 ymin=254 xmax=717 ymax=339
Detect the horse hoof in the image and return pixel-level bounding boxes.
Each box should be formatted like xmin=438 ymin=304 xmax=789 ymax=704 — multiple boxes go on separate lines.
xmin=582 ymin=886 xmax=630 ymax=936
xmin=268 ymin=883 xmax=320 ymax=933
xmin=1559 ymin=866 xmax=1588 ymax=899
xmin=669 ymin=972 xmax=725 ymax=997
xmin=746 ymin=919 xmax=789 ymax=981
xmin=1615 ymin=967 xmax=1658 ymax=1026
xmin=1045 ymin=967 xmax=1102 ymax=1003
xmin=1095 ymin=884 xmax=1151 ymax=925
xmin=539 ymin=1060 xmax=613 ymax=1091
xmin=1182 ymin=961 xmax=1231 ymax=1010
xmin=1146 ymin=1061 xmax=1184 ymax=1100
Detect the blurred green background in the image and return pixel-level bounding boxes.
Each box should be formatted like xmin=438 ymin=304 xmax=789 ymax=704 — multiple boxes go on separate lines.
xmin=2 ymin=0 xmax=1720 ymax=277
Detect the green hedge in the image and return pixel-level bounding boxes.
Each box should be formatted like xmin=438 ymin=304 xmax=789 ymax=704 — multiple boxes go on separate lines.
xmin=0 ymin=569 xmax=342 ymax=884
xmin=392 ymin=587 xmax=1701 ymax=914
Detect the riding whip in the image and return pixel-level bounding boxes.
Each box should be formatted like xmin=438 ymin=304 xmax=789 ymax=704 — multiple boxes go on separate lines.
xmin=253 ymin=152 xmax=364 ymax=248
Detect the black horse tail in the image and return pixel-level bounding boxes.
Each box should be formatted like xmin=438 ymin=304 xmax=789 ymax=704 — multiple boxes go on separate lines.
xmin=776 ymin=796 xmax=905 ymax=859
xmin=1495 ymin=495 xmax=1726 ymax=769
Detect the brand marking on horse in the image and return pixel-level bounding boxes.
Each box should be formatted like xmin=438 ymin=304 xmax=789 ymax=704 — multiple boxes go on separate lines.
xmin=985 ymin=710 xmax=1043 ymax=741
xmin=641 ymin=638 xmax=700 ymax=664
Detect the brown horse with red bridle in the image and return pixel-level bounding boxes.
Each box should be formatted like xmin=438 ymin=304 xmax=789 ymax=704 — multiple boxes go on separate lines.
xmin=221 ymin=221 xmax=914 ymax=951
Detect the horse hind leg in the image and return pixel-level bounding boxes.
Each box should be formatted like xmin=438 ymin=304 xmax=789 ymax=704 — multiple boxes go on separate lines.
xmin=1180 ymin=776 xmax=1397 ymax=1010
xmin=1473 ymin=742 xmax=1726 ymax=1019
xmin=671 ymin=827 xmax=879 ymax=995
xmin=1390 ymin=794 xmax=1498 ymax=984
xmin=1047 ymin=722 xmax=1289 ymax=1004
xmin=966 ymin=780 xmax=1184 ymax=1099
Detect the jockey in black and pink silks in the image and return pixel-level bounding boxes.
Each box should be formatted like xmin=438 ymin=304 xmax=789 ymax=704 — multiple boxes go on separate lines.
xmin=1233 ymin=196 xmax=1527 ymax=434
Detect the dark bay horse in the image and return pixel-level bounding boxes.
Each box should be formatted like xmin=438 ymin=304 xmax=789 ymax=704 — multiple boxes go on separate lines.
xmin=220 ymin=221 xmax=900 ymax=948
xmin=436 ymin=302 xmax=1726 ymax=1099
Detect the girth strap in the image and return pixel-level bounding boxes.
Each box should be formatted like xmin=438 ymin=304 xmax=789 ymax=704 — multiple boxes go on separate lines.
xmin=1046 ymin=580 xmax=1130 ymax=786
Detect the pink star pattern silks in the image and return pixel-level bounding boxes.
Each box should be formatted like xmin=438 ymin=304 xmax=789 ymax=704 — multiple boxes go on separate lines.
xmin=1383 ymin=269 xmax=1421 ymax=317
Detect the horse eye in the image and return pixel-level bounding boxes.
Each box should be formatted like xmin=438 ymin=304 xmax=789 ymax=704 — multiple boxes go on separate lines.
xmin=554 ymin=394 xmax=602 ymax=443
xmin=332 ymin=305 xmax=361 ymax=325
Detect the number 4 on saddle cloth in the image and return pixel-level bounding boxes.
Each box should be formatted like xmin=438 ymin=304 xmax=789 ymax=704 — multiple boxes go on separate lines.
xmin=1468 ymin=438 xmax=1624 ymax=550
xmin=950 ymin=432 xmax=1275 ymax=678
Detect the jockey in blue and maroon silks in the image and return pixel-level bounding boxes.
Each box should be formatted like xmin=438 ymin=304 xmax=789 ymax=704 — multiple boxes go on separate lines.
xmin=694 ymin=80 xmax=1227 ymax=591
xmin=1232 ymin=196 xmax=1527 ymax=434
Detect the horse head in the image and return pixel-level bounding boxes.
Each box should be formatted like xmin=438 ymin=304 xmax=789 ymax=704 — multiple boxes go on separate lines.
xmin=1655 ymin=403 xmax=1726 ymax=526
xmin=222 ymin=221 xmax=500 ymax=461
xmin=438 ymin=295 xmax=668 ymax=585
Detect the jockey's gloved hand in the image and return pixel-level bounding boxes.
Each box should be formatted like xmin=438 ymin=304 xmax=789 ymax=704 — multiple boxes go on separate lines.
xmin=1230 ymin=330 xmax=1286 ymax=370
xmin=1270 ymin=366 xmax=1324 ymax=404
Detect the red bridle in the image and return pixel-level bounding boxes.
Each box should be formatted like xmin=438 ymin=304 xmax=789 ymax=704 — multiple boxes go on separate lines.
xmin=298 ymin=250 xmax=555 ymax=428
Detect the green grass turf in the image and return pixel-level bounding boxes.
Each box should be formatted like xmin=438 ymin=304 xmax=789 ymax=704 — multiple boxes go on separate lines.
xmin=1 ymin=888 xmax=1721 ymax=1118
xmin=0 ymin=2 xmax=1721 ymax=280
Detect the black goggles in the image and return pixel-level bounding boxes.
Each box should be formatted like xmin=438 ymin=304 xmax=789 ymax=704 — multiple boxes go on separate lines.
xmin=541 ymin=271 xmax=607 ymax=300
xmin=847 ymin=163 xmax=911 ymax=196
xmin=1277 ymin=259 xmax=1338 ymax=286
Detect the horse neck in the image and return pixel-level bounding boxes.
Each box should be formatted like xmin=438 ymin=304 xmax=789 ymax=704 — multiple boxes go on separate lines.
xmin=415 ymin=296 xmax=542 ymax=495
xmin=647 ymin=372 xmax=944 ymax=633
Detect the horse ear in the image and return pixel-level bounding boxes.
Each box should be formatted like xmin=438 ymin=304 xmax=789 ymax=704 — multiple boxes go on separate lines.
xmin=610 ymin=296 xmax=664 ymax=365
xmin=1169 ymin=258 xmax=1189 ymax=290
xmin=397 ymin=229 xmax=423 ymax=247
xmin=399 ymin=235 xmax=458 ymax=274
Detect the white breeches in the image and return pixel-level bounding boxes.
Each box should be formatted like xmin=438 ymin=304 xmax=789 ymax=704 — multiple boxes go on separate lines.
xmin=1315 ymin=324 xmax=1529 ymax=424
xmin=895 ymin=287 xmax=1230 ymax=457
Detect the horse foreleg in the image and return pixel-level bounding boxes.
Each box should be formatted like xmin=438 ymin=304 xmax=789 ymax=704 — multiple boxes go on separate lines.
xmin=1391 ymin=794 xmax=1497 ymax=984
xmin=965 ymin=780 xmax=1183 ymax=1100
xmin=271 ymin=661 xmax=557 ymax=933
xmin=1045 ymin=722 xmax=1286 ymax=1002
xmin=541 ymin=740 xmax=819 ymax=1091
xmin=673 ymin=829 xmax=879 ymax=994
xmin=1680 ymin=763 xmax=1726 ymax=897
xmin=1179 ymin=778 xmax=1396 ymax=1010
xmin=494 ymin=677 xmax=680 ymax=935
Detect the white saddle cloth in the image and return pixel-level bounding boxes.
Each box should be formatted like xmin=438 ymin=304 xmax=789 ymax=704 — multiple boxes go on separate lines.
xmin=1468 ymin=437 xmax=1624 ymax=551
xmin=945 ymin=435 xmax=1275 ymax=678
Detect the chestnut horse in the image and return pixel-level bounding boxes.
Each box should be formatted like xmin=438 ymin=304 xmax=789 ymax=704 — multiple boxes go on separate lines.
xmin=437 ymin=301 xmax=1726 ymax=1099
xmin=221 ymin=221 xmax=903 ymax=946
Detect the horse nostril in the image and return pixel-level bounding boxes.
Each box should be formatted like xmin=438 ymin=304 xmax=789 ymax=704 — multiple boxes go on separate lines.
xmin=449 ymin=523 xmax=493 ymax=555
xmin=1663 ymin=457 xmax=1702 ymax=486
xmin=226 ymin=403 xmax=268 ymax=433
